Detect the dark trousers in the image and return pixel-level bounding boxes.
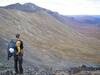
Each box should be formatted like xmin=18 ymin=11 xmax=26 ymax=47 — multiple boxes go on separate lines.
xmin=14 ymin=54 xmax=23 ymax=74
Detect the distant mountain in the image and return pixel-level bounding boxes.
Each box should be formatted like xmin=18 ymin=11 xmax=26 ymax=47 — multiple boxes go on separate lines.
xmin=2 ymin=3 xmax=100 ymax=25
xmin=4 ymin=3 xmax=100 ymax=25
xmin=3 ymin=3 xmax=42 ymax=12
xmin=71 ymin=15 xmax=100 ymax=25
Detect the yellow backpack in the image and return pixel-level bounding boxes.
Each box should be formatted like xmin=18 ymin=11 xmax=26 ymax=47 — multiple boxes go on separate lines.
xmin=16 ymin=40 xmax=23 ymax=55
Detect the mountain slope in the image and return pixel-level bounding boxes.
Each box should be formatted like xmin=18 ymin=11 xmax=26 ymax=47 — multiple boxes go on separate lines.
xmin=49 ymin=14 xmax=100 ymax=39
xmin=72 ymin=16 xmax=100 ymax=39
xmin=0 ymin=4 xmax=100 ymax=69
xmin=4 ymin=3 xmax=100 ymax=40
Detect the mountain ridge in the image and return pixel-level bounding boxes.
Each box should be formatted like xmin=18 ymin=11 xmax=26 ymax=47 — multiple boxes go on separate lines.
xmin=2 ymin=3 xmax=100 ymax=26
xmin=2 ymin=3 xmax=42 ymax=12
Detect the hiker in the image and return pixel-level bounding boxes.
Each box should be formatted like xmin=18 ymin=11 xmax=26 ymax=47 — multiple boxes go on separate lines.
xmin=14 ymin=34 xmax=24 ymax=74
xmin=7 ymin=34 xmax=24 ymax=74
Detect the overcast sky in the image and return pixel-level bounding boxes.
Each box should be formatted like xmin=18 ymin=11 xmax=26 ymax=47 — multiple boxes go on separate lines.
xmin=0 ymin=0 xmax=100 ymax=15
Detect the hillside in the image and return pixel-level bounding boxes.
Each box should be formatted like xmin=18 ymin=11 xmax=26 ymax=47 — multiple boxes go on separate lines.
xmin=0 ymin=3 xmax=100 ymax=71
xmin=3 ymin=3 xmax=100 ymax=39
xmin=50 ymin=14 xmax=100 ymax=39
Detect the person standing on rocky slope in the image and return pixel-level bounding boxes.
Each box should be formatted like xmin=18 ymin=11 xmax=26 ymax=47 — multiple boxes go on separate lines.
xmin=14 ymin=34 xmax=24 ymax=74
